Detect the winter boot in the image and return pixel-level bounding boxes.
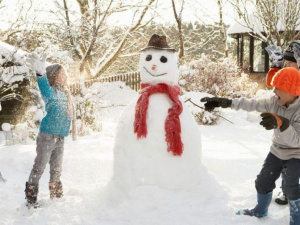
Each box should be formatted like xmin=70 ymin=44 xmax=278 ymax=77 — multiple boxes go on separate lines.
xmin=289 ymin=198 xmax=300 ymax=225
xmin=275 ymin=192 xmax=288 ymax=205
xmin=49 ymin=181 xmax=63 ymax=199
xmin=25 ymin=182 xmax=39 ymax=208
xmin=236 ymin=192 xmax=272 ymax=218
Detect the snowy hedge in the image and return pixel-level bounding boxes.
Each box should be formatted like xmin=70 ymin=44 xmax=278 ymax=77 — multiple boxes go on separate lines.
xmin=74 ymin=81 xmax=137 ymax=136
xmin=179 ymin=54 xmax=258 ymax=98
xmin=179 ymin=55 xmax=260 ymax=125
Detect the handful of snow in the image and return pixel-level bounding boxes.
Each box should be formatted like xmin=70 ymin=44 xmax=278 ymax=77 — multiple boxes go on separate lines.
xmin=35 ymin=109 xmax=44 ymax=122
xmin=1 ymin=123 xmax=11 ymax=131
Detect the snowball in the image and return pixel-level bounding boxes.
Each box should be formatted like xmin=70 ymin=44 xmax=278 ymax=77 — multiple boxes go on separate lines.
xmin=35 ymin=109 xmax=44 ymax=122
xmin=1 ymin=123 xmax=11 ymax=131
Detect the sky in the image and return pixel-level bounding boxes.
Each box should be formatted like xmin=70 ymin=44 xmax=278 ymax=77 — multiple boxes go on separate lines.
xmin=0 ymin=0 xmax=237 ymax=31
xmin=0 ymin=82 xmax=291 ymax=225
xmin=106 ymin=1 xmax=236 ymax=26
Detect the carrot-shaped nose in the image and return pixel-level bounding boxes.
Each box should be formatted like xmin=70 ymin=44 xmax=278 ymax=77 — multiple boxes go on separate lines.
xmin=151 ymin=65 xmax=156 ymax=70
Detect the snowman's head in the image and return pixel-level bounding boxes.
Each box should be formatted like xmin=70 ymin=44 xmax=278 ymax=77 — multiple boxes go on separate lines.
xmin=139 ymin=34 xmax=179 ymax=85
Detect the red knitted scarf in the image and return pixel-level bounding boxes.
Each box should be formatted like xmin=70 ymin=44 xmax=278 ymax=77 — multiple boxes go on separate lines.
xmin=134 ymin=83 xmax=184 ymax=156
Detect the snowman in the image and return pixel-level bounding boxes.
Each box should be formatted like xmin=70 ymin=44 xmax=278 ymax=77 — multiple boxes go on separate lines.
xmin=111 ymin=34 xmax=202 ymax=192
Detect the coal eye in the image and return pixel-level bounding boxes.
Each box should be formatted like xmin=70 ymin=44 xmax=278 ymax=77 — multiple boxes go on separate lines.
xmin=160 ymin=56 xmax=167 ymax=63
xmin=146 ymin=55 xmax=152 ymax=61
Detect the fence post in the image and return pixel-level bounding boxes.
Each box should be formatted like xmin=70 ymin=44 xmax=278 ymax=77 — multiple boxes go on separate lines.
xmin=130 ymin=74 xmax=133 ymax=90
xmin=134 ymin=72 xmax=138 ymax=91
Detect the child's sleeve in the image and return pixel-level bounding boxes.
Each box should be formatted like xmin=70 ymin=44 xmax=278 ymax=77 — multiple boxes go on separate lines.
xmin=231 ymin=96 xmax=274 ymax=112
xmin=279 ymin=118 xmax=300 ymax=148
xmin=36 ymin=75 xmax=54 ymax=99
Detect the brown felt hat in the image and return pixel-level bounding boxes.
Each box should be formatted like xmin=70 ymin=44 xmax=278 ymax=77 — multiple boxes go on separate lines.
xmin=142 ymin=34 xmax=175 ymax=52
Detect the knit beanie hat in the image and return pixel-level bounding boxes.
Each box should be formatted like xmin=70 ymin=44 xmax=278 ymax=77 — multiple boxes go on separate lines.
xmin=46 ymin=64 xmax=62 ymax=84
xmin=283 ymin=41 xmax=300 ymax=62
xmin=271 ymin=67 xmax=300 ymax=96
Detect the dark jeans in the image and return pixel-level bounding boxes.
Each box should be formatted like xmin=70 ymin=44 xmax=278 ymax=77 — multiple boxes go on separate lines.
xmin=255 ymin=152 xmax=300 ymax=200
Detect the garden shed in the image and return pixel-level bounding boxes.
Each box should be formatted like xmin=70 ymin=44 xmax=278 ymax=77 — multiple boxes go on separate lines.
xmin=227 ymin=14 xmax=300 ymax=74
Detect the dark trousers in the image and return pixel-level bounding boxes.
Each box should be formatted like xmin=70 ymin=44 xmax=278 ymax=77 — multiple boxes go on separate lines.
xmin=255 ymin=152 xmax=300 ymax=200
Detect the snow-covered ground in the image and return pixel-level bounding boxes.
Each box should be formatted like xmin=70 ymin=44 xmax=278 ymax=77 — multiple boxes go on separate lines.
xmin=0 ymin=89 xmax=291 ymax=225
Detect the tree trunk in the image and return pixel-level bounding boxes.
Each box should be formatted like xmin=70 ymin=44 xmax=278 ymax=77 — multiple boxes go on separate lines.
xmin=172 ymin=0 xmax=184 ymax=59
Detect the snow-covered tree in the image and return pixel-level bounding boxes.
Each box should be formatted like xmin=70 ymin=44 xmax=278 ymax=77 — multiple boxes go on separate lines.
xmin=183 ymin=0 xmax=232 ymax=59
xmin=0 ymin=42 xmax=27 ymax=108
xmin=228 ymin=0 xmax=300 ymax=46
xmin=42 ymin=0 xmax=157 ymax=80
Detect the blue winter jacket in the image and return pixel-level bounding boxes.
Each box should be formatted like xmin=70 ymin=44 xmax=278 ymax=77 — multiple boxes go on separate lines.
xmin=37 ymin=75 xmax=72 ymax=137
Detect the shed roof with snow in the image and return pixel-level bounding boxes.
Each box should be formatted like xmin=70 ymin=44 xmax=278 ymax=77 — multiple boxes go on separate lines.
xmin=227 ymin=14 xmax=300 ymax=36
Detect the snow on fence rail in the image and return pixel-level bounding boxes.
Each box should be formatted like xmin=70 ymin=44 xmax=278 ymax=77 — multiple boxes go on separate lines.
xmin=69 ymin=71 xmax=141 ymax=95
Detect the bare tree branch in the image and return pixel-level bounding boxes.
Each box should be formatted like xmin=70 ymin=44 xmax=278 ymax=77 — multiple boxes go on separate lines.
xmin=93 ymin=0 xmax=156 ymax=78
xmin=171 ymin=0 xmax=184 ymax=59
xmin=228 ymin=0 xmax=300 ymax=46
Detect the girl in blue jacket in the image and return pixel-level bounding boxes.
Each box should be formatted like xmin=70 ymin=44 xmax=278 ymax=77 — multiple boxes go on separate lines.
xmin=25 ymin=53 xmax=76 ymax=207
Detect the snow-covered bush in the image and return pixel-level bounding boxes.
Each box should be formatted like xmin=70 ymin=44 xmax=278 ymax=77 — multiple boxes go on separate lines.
xmin=182 ymin=92 xmax=220 ymax=125
xmin=193 ymin=110 xmax=219 ymax=125
xmin=179 ymin=54 xmax=258 ymax=98
xmin=1 ymin=122 xmax=36 ymax=145
xmin=11 ymin=123 xmax=30 ymax=144
xmin=179 ymin=55 xmax=260 ymax=125
xmin=74 ymin=81 xmax=137 ymax=136
xmin=76 ymin=94 xmax=100 ymax=136
xmin=5 ymin=86 xmax=44 ymax=142
xmin=0 ymin=41 xmax=41 ymax=139
xmin=0 ymin=42 xmax=28 ymax=106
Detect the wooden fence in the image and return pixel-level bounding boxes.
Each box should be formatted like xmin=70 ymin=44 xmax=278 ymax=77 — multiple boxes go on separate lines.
xmin=69 ymin=71 xmax=141 ymax=95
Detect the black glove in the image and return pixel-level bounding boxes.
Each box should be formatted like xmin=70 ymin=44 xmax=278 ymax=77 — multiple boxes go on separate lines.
xmin=200 ymin=97 xmax=232 ymax=112
xmin=260 ymin=112 xmax=289 ymax=132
